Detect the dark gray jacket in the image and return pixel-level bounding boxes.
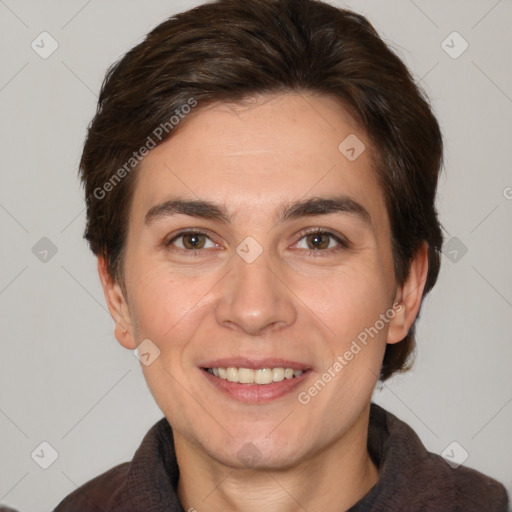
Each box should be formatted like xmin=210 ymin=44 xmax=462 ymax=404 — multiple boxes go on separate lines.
xmin=53 ymin=403 xmax=509 ymax=511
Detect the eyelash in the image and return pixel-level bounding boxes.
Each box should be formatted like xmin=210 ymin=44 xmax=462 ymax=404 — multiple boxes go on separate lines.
xmin=165 ymin=228 xmax=349 ymax=256
xmin=165 ymin=229 xmax=214 ymax=253
xmin=295 ymin=228 xmax=349 ymax=254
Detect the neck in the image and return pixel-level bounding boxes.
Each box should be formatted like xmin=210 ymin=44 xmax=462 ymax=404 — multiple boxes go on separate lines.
xmin=175 ymin=405 xmax=379 ymax=512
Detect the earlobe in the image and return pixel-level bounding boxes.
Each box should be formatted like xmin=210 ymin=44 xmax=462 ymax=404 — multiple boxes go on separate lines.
xmin=97 ymin=256 xmax=137 ymax=350
xmin=387 ymin=242 xmax=429 ymax=344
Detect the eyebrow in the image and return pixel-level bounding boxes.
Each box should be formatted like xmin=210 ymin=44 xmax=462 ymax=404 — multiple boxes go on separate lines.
xmin=144 ymin=199 xmax=230 ymax=225
xmin=144 ymin=195 xmax=372 ymax=228
xmin=278 ymin=195 xmax=371 ymax=227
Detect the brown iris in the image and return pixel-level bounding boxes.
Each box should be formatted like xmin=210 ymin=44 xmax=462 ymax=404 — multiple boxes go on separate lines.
xmin=182 ymin=233 xmax=207 ymax=249
xmin=306 ymin=232 xmax=330 ymax=250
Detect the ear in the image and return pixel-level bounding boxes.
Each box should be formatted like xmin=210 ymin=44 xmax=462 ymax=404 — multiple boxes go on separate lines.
xmin=97 ymin=256 xmax=137 ymax=350
xmin=387 ymin=242 xmax=429 ymax=344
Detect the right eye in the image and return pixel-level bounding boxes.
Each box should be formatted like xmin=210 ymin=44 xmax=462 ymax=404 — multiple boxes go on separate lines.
xmin=167 ymin=231 xmax=218 ymax=251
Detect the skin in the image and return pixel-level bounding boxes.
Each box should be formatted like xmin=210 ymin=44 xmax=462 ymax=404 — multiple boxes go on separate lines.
xmin=98 ymin=92 xmax=428 ymax=512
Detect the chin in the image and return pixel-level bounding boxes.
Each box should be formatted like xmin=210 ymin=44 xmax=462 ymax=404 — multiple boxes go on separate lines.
xmin=202 ymin=428 xmax=312 ymax=471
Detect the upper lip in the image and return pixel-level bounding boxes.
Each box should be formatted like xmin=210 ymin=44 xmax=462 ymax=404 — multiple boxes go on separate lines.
xmin=200 ymin=357 xmax=311 ymax=371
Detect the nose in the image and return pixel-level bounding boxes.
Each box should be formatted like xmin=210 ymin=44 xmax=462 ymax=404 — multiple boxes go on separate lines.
xmin=214 ymin=247 xmax=297 ymax=335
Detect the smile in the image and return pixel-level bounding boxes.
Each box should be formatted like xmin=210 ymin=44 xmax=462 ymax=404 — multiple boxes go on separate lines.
xmin=204 ymin=367 xmax=304 ymax=385
xmin=200 ymin=362 xmax=311 ymax=403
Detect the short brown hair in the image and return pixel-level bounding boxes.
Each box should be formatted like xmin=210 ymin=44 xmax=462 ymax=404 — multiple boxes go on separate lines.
xmin=80 ymin=0 xmax=444 ymax=380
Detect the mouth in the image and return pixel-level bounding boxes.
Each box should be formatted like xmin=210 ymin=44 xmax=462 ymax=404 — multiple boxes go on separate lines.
xmin=203 ymin=366 xmax=305 ymax=384
xmin=199 ymin=359 xmax=312 ymax=403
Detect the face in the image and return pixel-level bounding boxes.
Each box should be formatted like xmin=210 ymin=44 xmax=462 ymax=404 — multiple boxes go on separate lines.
xmin=100 ymin=92 xmax=425 ymax=470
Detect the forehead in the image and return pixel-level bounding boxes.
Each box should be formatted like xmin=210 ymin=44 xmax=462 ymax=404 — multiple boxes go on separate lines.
xmin=130 ymin=92 xmax=387 ymax=228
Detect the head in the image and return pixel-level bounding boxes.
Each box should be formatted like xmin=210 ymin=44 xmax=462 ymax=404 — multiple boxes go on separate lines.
xmin=83 ymin=0 xmax=443 ymax=469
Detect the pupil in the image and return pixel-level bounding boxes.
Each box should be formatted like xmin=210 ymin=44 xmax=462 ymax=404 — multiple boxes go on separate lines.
xmin=309 ymin=233 xmax=327 ymax=249
xmin=186 ymin=234 xmax=203 ymax=248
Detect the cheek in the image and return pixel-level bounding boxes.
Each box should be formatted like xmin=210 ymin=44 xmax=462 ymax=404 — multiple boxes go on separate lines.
xmin=128 ymin=261 xmax=213 ymax=340
xmin=128 ymin=267 xmax=218 ymax=422
xmin=297 ymin=262 xmax=393 ymax=343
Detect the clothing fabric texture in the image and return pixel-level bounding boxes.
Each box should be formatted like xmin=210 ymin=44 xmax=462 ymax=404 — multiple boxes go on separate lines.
xmin=53 ymin=403 xmax=509 ymax=511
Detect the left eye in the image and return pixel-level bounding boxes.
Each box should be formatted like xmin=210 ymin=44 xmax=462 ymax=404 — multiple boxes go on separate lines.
xmin=296 ymin=232 xmax=341 ymax=250
xmin=170 ymin=232 xmax=216 ymax=250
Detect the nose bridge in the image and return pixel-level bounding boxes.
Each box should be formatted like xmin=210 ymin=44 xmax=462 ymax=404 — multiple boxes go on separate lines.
xmin=214 ymin=243 xmax=296 ymax=335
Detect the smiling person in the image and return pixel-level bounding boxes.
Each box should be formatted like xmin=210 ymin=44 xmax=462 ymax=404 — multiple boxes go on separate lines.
xmin=54 ymin=0 xmax=508 ymax=511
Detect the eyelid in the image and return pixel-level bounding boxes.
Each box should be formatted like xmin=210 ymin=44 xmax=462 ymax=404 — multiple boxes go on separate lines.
xmin=164 ymin=227 xmax=349 ymax=253
xmin=166 ymin=228 xmax=218 ymax=248
xmin=293 ymin=227 xmax=350 ymax=251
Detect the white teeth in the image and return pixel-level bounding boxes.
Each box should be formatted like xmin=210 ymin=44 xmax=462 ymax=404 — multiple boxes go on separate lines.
xmin=206 ymin=366 xmax=306 ymax=385
xmin=238 ymin=367 xmax=254 ymax=384
xmin=226 ymin=367 xmax=238 ymax=382
xmin=272 ymin=367 xmax=285 ymax=382
xmin=254 ymin=368 xmax=273 ymax=384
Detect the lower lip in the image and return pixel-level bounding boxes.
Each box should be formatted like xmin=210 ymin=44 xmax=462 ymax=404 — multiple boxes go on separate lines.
xmin=201 ymin=369 xmax=310 ymax=404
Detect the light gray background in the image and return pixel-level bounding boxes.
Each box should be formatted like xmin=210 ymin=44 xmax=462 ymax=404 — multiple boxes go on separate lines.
xmin=0 ymin=0 xmax=511 ymax=510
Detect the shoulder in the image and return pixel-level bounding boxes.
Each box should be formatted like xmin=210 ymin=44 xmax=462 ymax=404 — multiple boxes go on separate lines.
xmin=53 ymin=417 xmax=180 ymax=511
xmin=418 ymin=450 xmax=509 ymax=511
xmin=365 ymin=403 xmax=509 ymax=511
xmin=53 ymin=462 xmax=130 ymax=511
